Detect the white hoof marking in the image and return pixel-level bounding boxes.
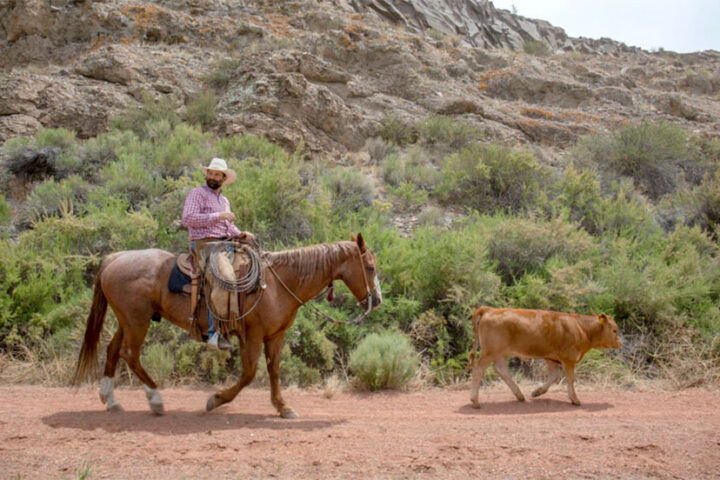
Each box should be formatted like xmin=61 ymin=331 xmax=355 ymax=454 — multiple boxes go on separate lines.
xmin=144 ymin=385 xmax=164 ymax=415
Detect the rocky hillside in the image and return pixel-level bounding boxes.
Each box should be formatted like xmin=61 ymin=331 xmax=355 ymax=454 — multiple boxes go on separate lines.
xmin=1 ymin=0 xmax=719 ymax=159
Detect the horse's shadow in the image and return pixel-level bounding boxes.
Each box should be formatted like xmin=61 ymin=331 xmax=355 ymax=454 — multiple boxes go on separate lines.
xmin=42 ymin=410 xmax=344 ymax=435
xmin=457 ymin=397 xmax=613 ymax=415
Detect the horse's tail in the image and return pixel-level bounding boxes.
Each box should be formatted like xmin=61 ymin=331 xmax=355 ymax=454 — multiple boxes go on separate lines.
xmin=71 ymin=265 xmax=109 ymax=386
xmin=467 ymin=306 xmax=491 ymax=370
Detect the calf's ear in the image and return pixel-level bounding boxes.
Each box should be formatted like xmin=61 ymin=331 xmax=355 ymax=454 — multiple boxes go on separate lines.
xmin=598 ymin=313 xmax=608 ymax=324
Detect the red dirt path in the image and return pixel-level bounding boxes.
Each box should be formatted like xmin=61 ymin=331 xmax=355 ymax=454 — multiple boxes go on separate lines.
xmin=1 ymin=384 xmax=719 ymax=479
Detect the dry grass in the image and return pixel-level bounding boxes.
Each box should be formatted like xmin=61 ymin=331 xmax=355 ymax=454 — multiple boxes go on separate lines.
xmin=0 ymin=346 xmax=75 ymax=386
xmin=323 ymin=373 xmax=345 ymax=399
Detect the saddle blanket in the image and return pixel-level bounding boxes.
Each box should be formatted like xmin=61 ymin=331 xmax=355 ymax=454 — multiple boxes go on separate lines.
xmin=168 ymin=262 xmax=191 ymax=294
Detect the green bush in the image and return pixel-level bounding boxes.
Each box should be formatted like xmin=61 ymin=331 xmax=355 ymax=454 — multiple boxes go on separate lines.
xmin=35 ymin=128 xmax=77 ymax=151
xmin=182 ymin=90 xmax=217 ymax=128
xmin=437 ymin=143 xmax=548 ymax=214
xmin=365 ymin=136 xmax=396 ymax=163
xmin=286 ymin=314 xmax=336 ymax=372
xmin=20 ymin=197 xmax=159 ymax=258
xmin=487 ymin=216 xmax=594 ymax=284
xmin=377 ymin=113 xmax=416 ymax=146
xmin=553 ymin=164 xmax=603 ymax=233
xmin=101 ymin=154 xmax=165 ymax=208
xmin=149 ymin=122 xmax=212 ymax=178
xmin=387 ymin=182 xmax=428 ymax=212
xmin=215 ymin=133 xmax=288 ymax=161
xmin=349 ymin=331 xmax=418 ymax=390
xmin=205 ymin=58 xmax=240 ymax=90
xmin=26 ymin=175 xmax=91 ymax=222
xmin=323 ymin=167 xmax=375 ymax=215
xmin=114 ymin=91 xmax=181 ymax=137
xmin=141 ymin=343 xmax=175 ymax=386
xmin=571 ymin=121 xmax=695 ymax=200
xmin=0 ymin=194 xmax=11 ymax=225
xmin=380 ymin=147 xmax=440 ymax=191
xmin=224 ymin=144 xmax=326 ymax=244
xmin=380 ymin=221 xmax=501 ymax=310
xmin=675 ymin=171 xmax=720 ymax=233
xmin=416 ymin=114 xmax=480 ymax=149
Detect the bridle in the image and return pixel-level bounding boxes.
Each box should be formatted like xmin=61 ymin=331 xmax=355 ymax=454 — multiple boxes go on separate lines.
xmin=267 ymin=244 xmax=376 ymax=326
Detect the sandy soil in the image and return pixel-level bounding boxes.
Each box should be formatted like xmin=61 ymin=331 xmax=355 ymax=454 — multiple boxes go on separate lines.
xmin=1 ymin=383 xmax=719 ymax=479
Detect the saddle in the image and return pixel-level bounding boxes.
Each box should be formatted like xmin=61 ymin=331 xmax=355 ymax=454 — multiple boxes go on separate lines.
xmin=168 ymin=239 xmax=263 ymax=343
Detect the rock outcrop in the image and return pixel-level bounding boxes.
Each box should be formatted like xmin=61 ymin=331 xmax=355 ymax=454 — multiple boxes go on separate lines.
xmin=0 ymin=0 xmax=718 ymax=156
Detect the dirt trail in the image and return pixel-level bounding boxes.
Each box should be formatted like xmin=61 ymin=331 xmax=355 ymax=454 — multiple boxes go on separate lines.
xmin=1 ymin=384 xmax=719 ymax=479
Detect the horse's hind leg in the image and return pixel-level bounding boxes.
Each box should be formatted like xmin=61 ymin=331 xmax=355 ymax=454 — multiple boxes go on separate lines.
xmin=206 ymin=337 xmax=262 ymax=412
xmin=265 ymin=333 xmax=297 ymax=419
xmin=118 ymin=321 xmax=165 ymax=415
xmin=99 ymin=328 xmax=124 ymax=412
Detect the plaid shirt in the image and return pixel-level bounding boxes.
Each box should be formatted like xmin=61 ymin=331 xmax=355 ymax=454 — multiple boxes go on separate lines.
xmin=181 ymin=185 xmax=241 ymax=241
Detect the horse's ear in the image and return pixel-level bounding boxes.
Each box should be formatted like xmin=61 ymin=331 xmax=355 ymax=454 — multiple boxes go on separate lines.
xmin=350 ymin=234 xmax=357 ymax=242
xmin=356 ymin=232 xmax=366 ymax=252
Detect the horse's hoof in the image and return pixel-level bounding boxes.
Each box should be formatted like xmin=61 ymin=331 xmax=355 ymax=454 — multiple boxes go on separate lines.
xmin=149 ymin=402 xmax=164 ymax=416
xmin=106 ymin=401 xmax=124 ymax=413
xmin=280 ymin=408 xmax=299 ymax=419
xmin=206 ymin=395 xmax=217 ymax=412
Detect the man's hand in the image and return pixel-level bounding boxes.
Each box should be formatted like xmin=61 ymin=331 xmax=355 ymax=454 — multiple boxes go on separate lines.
xmin=218 ymin=211 xmax=236 ymax=223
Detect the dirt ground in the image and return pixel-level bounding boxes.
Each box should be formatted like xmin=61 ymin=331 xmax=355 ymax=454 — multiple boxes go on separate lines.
xmin=1 ymin=383 xmax=719 ymax=479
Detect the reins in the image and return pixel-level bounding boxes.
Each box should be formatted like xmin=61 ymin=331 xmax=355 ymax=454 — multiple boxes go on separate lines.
xmin=267 ymin=244 xmax=374 ymax=326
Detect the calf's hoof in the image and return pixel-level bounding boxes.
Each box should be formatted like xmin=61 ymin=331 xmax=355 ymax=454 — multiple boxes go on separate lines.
xmin=516 ymin=395 xmax=526 ymax=402
xmin=280 ymin=408 xmax=299 ymax=419
xmin=531 ymin=389 xmax=544 ymax=398
xmin=571 ymin=398 xmax=581 ymax=406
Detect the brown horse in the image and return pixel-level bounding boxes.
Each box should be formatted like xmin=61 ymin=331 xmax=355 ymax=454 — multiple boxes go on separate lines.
xmin=72 ymin=234 xmax=381 ymax=418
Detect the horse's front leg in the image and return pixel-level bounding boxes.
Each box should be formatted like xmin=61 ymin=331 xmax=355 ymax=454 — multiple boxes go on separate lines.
xmin=206 ymin=337 xmax=263 ymax=412
xmin=265 ymin=333 xmax=298 ymax=419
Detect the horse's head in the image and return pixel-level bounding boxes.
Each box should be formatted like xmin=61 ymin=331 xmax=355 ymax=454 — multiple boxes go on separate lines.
xmin=339 ymin=233 xmax=382 ymax=312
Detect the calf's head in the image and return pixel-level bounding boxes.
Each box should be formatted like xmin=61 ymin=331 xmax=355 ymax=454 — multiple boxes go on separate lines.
xmin=596 ymin=313 xmax=622 ymax=349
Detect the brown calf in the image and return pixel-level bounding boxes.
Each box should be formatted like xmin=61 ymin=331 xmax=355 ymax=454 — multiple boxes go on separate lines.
xmin=468 ymin=306 xmax=622 ymax=407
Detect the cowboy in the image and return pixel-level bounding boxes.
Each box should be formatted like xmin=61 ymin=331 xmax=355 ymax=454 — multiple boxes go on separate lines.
xmin=182 ymin=157 xmax=247 ymax=350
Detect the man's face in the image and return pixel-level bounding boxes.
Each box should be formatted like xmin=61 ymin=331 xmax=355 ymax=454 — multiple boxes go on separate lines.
xmin=205 ymin=170 xmax=226 ymax=190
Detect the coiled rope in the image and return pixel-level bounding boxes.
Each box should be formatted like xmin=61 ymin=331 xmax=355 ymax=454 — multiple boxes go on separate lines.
xmin=205 ymin=242 xmax=264 ymax=293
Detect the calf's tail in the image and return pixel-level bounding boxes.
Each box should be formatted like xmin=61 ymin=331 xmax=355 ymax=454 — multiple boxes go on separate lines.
xmin=467 ymin=306 xmax=491 ymax=370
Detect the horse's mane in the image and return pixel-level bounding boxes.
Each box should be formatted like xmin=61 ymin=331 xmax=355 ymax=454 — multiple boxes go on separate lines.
xmin=265 ymin=241 xmax=356 ymax=283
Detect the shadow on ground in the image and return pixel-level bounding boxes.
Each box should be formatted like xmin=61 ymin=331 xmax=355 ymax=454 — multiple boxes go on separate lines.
xmin=456 ymin=397 xmax=613 ymax=415
xmin=42 ymin=410 xmax=345 ymax=434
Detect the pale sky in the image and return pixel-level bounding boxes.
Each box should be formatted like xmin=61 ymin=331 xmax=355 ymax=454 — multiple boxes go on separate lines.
xmin=490 ymin=0 xmax=720 ymax=54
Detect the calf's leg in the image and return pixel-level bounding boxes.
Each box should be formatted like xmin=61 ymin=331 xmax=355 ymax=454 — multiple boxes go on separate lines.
xmin=494 ymin=357 xmax=525 ymax=402
xmin=532 ymin=360 xmax=562 ymax=398
xmin=562 ymin=361 xmax=581 ymax=405
xmin=469 ymin=356 xmax=493 ymax=408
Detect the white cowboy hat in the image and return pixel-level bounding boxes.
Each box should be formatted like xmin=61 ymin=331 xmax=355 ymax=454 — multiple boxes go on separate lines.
xmin=201 ymin=157 xmax=236 ymax=184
